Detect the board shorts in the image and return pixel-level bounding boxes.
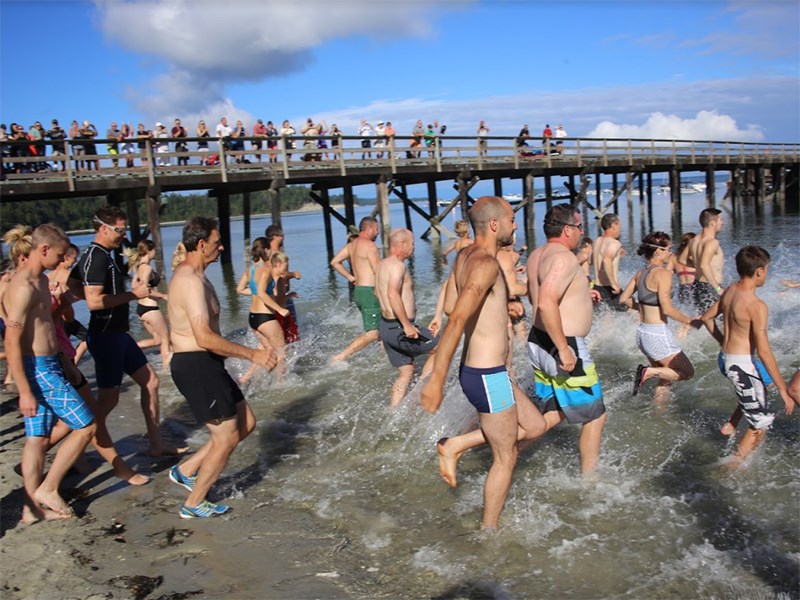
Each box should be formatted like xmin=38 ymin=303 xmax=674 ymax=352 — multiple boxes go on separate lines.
xmin=22 ymin=355 xmax=94 ymax=437
xmin=170 ymin=351 xmax=245 ymax=424
xmin=594 ymin=285 xmax=628 ymax=312
xmin=459 ymin=365 xmax=515 ymax=414
xmin=527 ymin=326 xmax=605 ymax=425
xmin=720 ymin=353 xmax=774 ymax=430
xmin=692 ymin=280 xmax=719 ymax=315
xmin=379 ymin=318 xmax=439 ymax=368
xmin=354 ymin=286 xmax=381 ymax=332
xmin=717 ymin=352 xmax=773 ymax=387
xmin=87 ymin=331 xmax=148 ymax=389
xmin=636 ymin=323 xmax=682 ymax=362
xmin=677 ymin=283 xmax=693 ymax=307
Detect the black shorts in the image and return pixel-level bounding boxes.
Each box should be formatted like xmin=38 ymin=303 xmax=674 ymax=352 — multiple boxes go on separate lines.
xmin=170 ymin=351 xmax=244 ymax=424
xmin=249 ymin=312 xmax=277 ymax=330
xmin=361 ymin=140 xmax=371 ymax=148
xmin=136 ymin=304 xmax=159 ymax=317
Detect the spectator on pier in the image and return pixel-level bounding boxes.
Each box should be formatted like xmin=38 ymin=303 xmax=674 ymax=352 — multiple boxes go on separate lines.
xmin=215 ymin=117 xmax=232 ymax=157
xmin=329 ymin=123 xmax=342 ymax=157
xmin=384 ymin=121 xmax=396 ymax=146
xmin=424 ymin=123 xmax=436 ymax=157
xmin=280 ymin=120 xmax=296 ymax=161
xmin=265 ymin=120 xmax=278 ymax=163
xmin=317 ymin=120 xmax=329 ymax=160
xmin=477 ymin=120 xmax=490 ymax=157
xmin=80 ymin=121 xmax=99 ymax=171
xmin=252 ymin=119 xmax=267 ymax=162
xmin=434 ymin=120 xmax=446 ymax=150
xmin=106 ymin=121 xmax=121 ymax=168
xmin=69 ymin=120 xmax=84 ymax=171
xmin=153 ymin=122 xmax=170 ymax=166
xmin=136 ymin=123 xmax=152 ymax=166
xmin=554 ymin=124 xmax=567 ymax=154
xmin=229 ymin=120 xmax=246 ymax=163
xmin=542 ymin=123 xmax=553 ymax=147
xmin=359 ymin=119 xmax=374 ymax=159
xmin=410 ymin=119 xmax=424 ymax=158
xmin=301 ymin=118 xmax=320 ymax=162
xmin=120 ymin=123 xmax=136 ymax=168
xmin=516 ymin=124 xmax=531 ymax=157
xmin=47 ymin=119 xmax=68 ymax=171
xmin=196 ymin=120 xmax=210 ymax=165
xmin=30 ymin=121 xmax=47 ymax=170
xmin=172 ymin=118 xmax=189 ymax=167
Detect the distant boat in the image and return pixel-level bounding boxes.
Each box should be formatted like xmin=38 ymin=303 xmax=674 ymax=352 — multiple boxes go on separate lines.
xmin=504 ymin=193 xmax=523 ymax=201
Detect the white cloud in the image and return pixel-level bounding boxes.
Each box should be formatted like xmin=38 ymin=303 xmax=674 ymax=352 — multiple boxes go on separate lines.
xmin=587 ymin=110 xmax=763 ymax=142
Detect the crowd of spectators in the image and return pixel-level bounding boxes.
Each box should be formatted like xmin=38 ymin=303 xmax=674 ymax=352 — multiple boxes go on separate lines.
xmin=1 ymin=117 xmax=569 ymax=174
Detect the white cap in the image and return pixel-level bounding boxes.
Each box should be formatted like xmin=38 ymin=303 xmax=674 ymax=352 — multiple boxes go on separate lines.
xmin=156 ymin=122 xmax=163 ymax=127
xmin=377 ymin=120 xmax=384 ymax=125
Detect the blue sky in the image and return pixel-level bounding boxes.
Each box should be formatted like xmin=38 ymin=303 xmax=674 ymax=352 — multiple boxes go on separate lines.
xmin=1 ymin=0 xmax=798 ymax=143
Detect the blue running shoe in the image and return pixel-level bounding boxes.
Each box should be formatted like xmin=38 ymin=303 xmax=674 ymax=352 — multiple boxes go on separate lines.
xmin=179 ymin=500 xmax=230 ymax=519
xmin=169 ymin=464 xmax=196 ymax=492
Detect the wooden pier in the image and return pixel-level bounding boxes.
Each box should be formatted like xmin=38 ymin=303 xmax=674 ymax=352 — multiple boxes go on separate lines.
xmin=2 ymin=135 xmax=798 ymax=266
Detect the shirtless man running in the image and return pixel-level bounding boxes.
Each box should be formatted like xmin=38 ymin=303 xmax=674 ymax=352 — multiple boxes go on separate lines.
xmin=681 ymin=208 xmax=724 ymax=315
xmin=167 ymin=217 xmax=276 ymax=518
xmin=375 ymin=228 xmax=439 ymax=407
xmin=421 ymin=197 xmax=545 ymax=530
xmin=591 ymin=213 xmax=627 ymax=311
xmin=528 ymin=204 xmax=607 ymax=474
xmin=330 ymin=217 xmax=381 ymax=363
xmin=5 ymin=224 xmax=96 ymax=522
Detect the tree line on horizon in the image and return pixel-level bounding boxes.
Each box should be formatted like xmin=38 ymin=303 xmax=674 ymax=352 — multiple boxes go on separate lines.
xmin=0 ymin=186 xmax=359 ymax=236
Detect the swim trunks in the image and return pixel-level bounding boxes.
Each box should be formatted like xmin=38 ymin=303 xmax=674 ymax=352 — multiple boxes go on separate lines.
xmin=276 ymin=312 xmax=299 ymax=343
xmin=136 ymin=304 xmax=159 ymax=318
xmin=677 ymin=283 xmax=693 ymax=307
xmin=354 ymin=286 xmax=381 ymax=332
xmin=379 ymin=317 xmax=439 ymax=367
xmin=717 ymin=352 xmax=773 ymax=387
xmin=594 ymin=285 xmax=628 ymax=312
xmin=459 ymin=365 xmax=515 ymax=414
xmin=692 ymin=280 xmax=719 ymax=315
xmin=527 ymin=326 xmax=605 ymax=425
xmin=721 ymin=353 xmax=774 ymax=430
xmin=87 ymin=331 xmax=148 ymax=389
xmin=170 ymin=351 xmax=245 ymax=424
xmin=248 ymin=312 xmax=277 ymax=331
xmin=22 ymin=355 xmax=94 ymax=437
xmin=636 ymin=323 xmax=682 ymax=362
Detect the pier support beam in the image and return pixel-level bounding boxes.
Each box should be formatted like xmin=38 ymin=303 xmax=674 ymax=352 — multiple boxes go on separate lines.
xmin=376 ymin=175 xmax=391 ymax=253
xmin=269 ymin=177 xmax=284 ymax=230
xmin=669 ymin=169 xmax=682 ymax=237
xmin=242 ymin=191 xmax=251 ymax=263
xmin=705 ymin=167 xmax=716 ymax=208
xmin=544 ymin=175 xmax=553 ymax=210
xmin=145 ymin=185 xmax=165 ymax=277
xmin=343 ymin=185 xmax=356 ymax=231
xmin=493 ymin=178 xmax=503 ymax=198
xmin=523 ymin=172 xmax=536 ymax=247
xmin=214 ymin=190 xmax=232 ymax=265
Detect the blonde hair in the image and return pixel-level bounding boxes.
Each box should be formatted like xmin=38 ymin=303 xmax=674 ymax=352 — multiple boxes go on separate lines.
xmin=126 ymin=239 xmax=155 ymax=272
xmin=270 ymin=251 xmax=288 ymax=266
xmin=171 ymin=241 xmax=187 ymax=271
xmin=2 ymin=224 xmax=33 ymax=266
xmin=454 ymin=220 xmax=470 ymax=237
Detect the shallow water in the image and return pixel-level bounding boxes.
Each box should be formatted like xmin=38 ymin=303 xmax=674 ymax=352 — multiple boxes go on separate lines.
xmin=70 ymin=184 xmax=799 ymax=598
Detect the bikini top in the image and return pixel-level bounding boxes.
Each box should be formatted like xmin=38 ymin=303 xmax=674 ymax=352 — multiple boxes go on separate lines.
xmin=636 ymin=265 xmax=660 ymax=307
xmin=249 ymin=262 xmax=276 ymax=297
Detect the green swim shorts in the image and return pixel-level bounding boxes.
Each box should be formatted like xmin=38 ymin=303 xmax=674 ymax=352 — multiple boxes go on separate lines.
xmin=354 ymin=286 xmax=381 ymax=332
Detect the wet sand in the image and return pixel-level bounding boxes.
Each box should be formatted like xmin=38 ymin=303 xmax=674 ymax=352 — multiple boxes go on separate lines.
xmin=0 ymin=361 xmax=379 ymax=600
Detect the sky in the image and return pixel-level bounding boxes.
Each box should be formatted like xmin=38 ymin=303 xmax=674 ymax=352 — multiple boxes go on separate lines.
xmin=1 ymin=0 xmax=798 ymax=145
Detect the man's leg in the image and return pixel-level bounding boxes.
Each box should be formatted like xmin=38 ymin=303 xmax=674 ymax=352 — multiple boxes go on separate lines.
xmin=183 ymin=417 xmax=241 ymax=509
xmin=89 ymin=387 xmax=149 ymax=485
xmin=332 ymin=329 xmax=379 ymax=363
xmin=390 ymin=364 xmax=415 ymax=407
xmin=478 ymin=408 xmax=520 ymax=530
xmin=20 ymin=437 xmax=54 ymax=523
xmin=733 ymin=427 xmax=767 ymax=465
xmin=34 ymin=423 xmax=95 ymax=516
xmin=578 ymin=413 xmax=607 ymax=474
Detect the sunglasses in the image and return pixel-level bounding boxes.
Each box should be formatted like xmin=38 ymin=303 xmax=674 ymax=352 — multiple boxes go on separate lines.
xmin=93 ymin=216 xmax=126 ymax=235
xmin=549 ymin=219 xmax=584 ymax=231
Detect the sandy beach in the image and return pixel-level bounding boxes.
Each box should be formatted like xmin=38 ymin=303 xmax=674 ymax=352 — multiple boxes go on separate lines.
xmin=0 ymin=360 xmax=383 ymax=600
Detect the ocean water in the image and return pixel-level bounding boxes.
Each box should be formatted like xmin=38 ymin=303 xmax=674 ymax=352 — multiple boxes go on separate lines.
xmin=69 ymin=184 xmax=799 ymax=598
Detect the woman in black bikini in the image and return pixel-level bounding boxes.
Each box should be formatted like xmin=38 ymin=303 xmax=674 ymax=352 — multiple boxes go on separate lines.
xmin=128 ymin=240 xmax=172 ymax=370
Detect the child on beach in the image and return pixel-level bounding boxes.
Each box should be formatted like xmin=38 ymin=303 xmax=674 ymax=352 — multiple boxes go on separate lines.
xmin=701 ymin=246 xmax=794 ymax=466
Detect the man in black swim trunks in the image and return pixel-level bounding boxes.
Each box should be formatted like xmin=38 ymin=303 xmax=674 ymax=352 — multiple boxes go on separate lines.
xmin=167 ymin=217 xmax=277 ymax=518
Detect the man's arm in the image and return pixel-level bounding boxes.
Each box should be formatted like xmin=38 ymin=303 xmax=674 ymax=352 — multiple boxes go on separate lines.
xmin=84 ymin=281 xmax=148 ymax=312
xmin=181 ymin=277 xmax=276 ymax=369
xmin=537 ymin=255 xmax=578 ymax=372
xmin=3 ymin=283 xmax=38 ymax=416
xmin=330 ymin=244 xmax=355 ymax=284
xmin=385 ymin=261 xmax=416 ymax=337
xmin=700 ymin=297 xmax=724 ymax=345
xmin=421 ymin=256 xmax=497 ymax=413
xmin=698 ymin=239 xmax=723 ymax=291
xmin=751 ymin=301 xmax=793 ymax=415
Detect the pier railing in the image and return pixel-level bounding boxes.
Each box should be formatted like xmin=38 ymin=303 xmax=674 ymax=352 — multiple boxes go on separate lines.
xmin=2 ymin=135 xmax=798 ymax=190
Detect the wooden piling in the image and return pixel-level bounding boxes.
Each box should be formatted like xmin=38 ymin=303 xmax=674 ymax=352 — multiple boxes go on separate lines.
xmin=217 ymin=189 xmax=232 ymax=265
xmin=376 ymin=175 xmax=391 ymax=253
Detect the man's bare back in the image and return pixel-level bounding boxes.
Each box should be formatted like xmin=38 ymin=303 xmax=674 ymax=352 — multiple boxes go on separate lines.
xmin=529 ymin=242 xmax=593 ymax=338
xmin=592 ymin=235 xmax=622 ymax=289
xmin=687 ymin=233 xmax=723 ymax=286
xmin=350 ymin=236 xmax=380 ymax=286
xmin=375 ymin=256 xmax=415 ymax=321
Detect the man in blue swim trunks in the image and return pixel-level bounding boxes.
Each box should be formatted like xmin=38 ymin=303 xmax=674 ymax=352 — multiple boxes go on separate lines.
xmin=422 ymin=197 xmax=545 ymax=530
xmin=69 ymin=205 xmax=184 ymax=486
xmin=5 ymin=224 xmax=96 ymax=523
xmin=527 ymin=204 xmax=607 ymax=474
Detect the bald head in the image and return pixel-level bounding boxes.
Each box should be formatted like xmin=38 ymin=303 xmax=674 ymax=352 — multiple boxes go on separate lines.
xmin=468 ymin=196 xmax=511 ymax=235
xmin=389 ymin=228 xmax=413 ymax=249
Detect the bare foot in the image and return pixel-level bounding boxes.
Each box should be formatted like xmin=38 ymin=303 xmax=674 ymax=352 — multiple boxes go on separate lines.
xmin=437 ymin=437 xmax=462 ymax=488
xmin=21 ymin=505 xmax=41 ymax=525
xmin=112 ymin=463 xmax=151 ymax=486
xmin=330 ymin=353 xmax=345 ymax=364
xmin=33 ymin=488 xmax=74 ymax=518
xmin=720 ymin=421 xmax=735 ymax=436
xmin=148 ymin=445 xmax=189 ymax=458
